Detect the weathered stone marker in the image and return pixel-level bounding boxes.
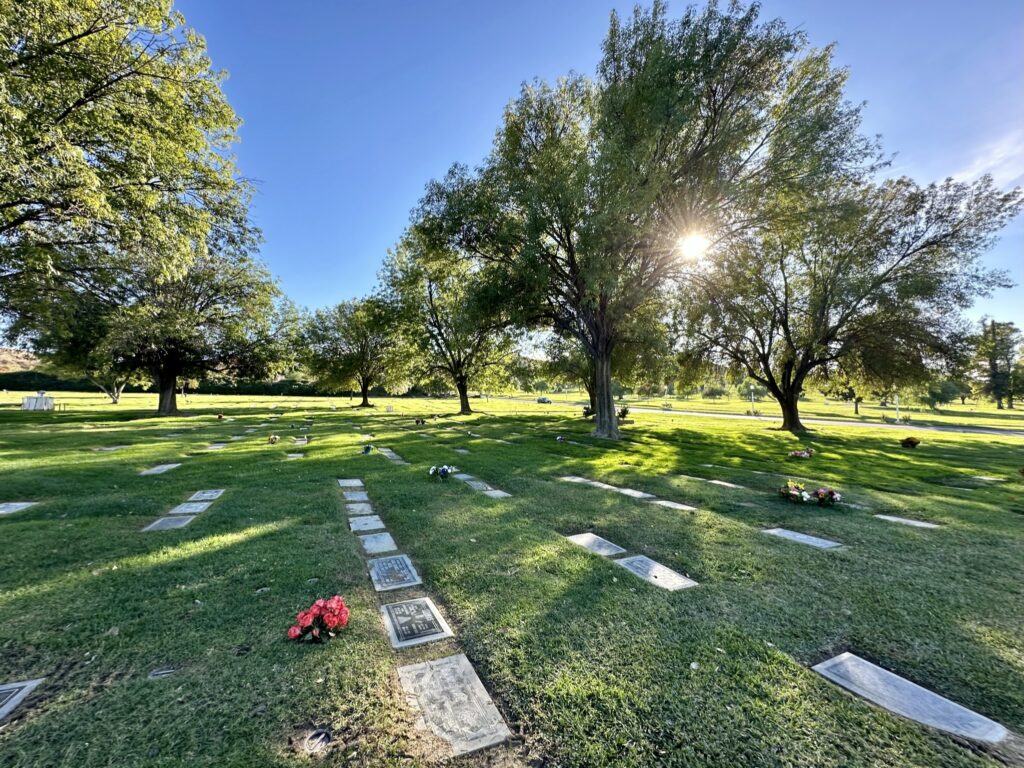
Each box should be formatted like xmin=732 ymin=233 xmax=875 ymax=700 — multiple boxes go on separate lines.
xmin=368 ymin=554 xmax=422 ymax=592
xmin=566 ymin=532 xmax=626 ymax=557
xmin=397 ymin=654 xmax=512 ymax=756
xmin=813 ymin=652 xmax=1008 ymax=744
xmin=615 ymin=555 xmax=698 ymax=591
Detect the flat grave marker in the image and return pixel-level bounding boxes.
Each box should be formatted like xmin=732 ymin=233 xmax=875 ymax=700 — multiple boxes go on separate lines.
xmin=142 ymin=516 xmax=195 ymax=532
xmin=359 ymin=532 xmax=397 ymax=555
xmin=189 ymin=490 xmax=224 ymax=502
xmin=345 ymin=502 xmax=373 ymax=515
xmin=378 ymin=447 xmax=409 ymax=465
xmin=454 ymin=448 xmax=470 ymax=455
xmin=0 ymin=502 xmax=37 ymax=515
xmin=616 ymin=487 xmax=655 ymax=500
xmin=169 ymin=502 xmax=211 ymax=515
xmin=349 ymin=515 xmax=386 ymax=532
xmin=763 ymin=528 xmax=842 ymax=550
xmin=483 ymin=489 xmax=512 ymax=499
xmin=0 ymin=678 xmax=45 ymax=721
xmin=566 ymin=532 xmax=626 ymax=557
xmin=140 ymin=463 xmax=181 ymax=476
xmin=813 ymin=652 xmax=1008 ymax=744
xmin=207 ymin=443 xmax=227 ymax=450
xmin=368 ymin=554 xmax=423 ymax=592
xmin=465 ymin=479 xmax=491 ymax=492
xmin=615 ymin=555 xmax=697 ymax=591
xmin=95 ymin=445 xmax=128 ymax=453
xmin=380 ymin=597 xmax=454 ymax=649
xmin=343 ymin=490 xmax=370 ymax=502
xmin=873 ymin=515 xmax=940 ymax=529
xmin=648 ymin=499 xmax=697 ymax=511
xmin=398 ymin=654 xmax=512 ymax=756
xmin=285 ymin=453 xmax=304 ymax=460
xmin=337 ymin=479 xmax=364 ymax=489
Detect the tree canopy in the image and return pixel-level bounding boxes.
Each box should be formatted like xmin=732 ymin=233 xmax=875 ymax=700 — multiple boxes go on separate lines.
xmin=418 ymin=1 xmax=875 ymax=438
xmin=0 ymin=0 xmax=248 ymax=286
xmin=679 ymin=177 xmax=1022 ymax=430
xmin=300 ymin=296 xmax=406 ymax=407
xmin=383 ymin=233 xmax=518 ymax=414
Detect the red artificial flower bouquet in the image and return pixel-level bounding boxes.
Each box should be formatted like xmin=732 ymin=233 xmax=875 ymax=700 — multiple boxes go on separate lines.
xmin=287 ymin=595 xmax=350 ymax=643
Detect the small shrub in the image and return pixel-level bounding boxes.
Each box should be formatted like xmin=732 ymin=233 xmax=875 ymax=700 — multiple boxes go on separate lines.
xmin=617 ymin=406 xmax=630 ymax=419
xmin=900 ymin=436 xmax=920 ymax=449
xmin=582 ymin=405 xmax=595 ymax=418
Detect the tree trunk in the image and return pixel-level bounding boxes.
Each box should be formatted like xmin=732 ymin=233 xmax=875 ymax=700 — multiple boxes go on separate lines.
xmin=853 ymin=399 xmax=860 ymax=415
xmin=776 ymin=388 xmax=806 ymax=432
xmin=156 ymin=368 xmax=178 ymax=415
xmin=359 ymin=378 xmax=371 ymax=407
xmin=455 ymin=375 xmax=472 ymax=415
xmin=592 ymin=347 xmax=619 ymax=439
xmin=585 ymin=383 xmax=597 ymax=413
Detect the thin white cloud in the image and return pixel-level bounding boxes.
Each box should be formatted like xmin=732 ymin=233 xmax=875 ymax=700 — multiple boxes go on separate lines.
xmin=953 ymin=129 xmax=1024 ymax=188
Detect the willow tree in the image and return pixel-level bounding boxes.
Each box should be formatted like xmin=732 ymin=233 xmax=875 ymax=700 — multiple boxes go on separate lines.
xmin=383 ymin=235 xmax=518 ymax=415
xmin=418 ymin=2 xmax=873 ymax=438
xmin=300 ymin=297 xmax=406 ymax=407
xmin=680 ymin=177 xmax=1022 ymax=431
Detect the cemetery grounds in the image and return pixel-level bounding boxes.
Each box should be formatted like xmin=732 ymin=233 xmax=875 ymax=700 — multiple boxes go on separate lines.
xmin=0 ymin=391 xmax=1022 ymax=767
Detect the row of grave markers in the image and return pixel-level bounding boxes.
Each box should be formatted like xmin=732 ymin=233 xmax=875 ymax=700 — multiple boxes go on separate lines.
xmin=340 ymin=478 xmax=512 ymax=756
xmin=142 ymin=488 xmax=225 ymax=531
xmin=557 ymin=471 xmax=1009 ymax=745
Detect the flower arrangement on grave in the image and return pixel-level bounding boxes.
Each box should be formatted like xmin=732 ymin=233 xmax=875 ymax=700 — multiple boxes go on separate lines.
xmin=429 ymin=464 xmax=457 ymax=481
xmin=556 ymin=435 xmax=565 ymax=442
xmin=362 ymin=444 xmax=373 ymax=454
xmin=217 ymin=413 xmax=224 ymax=420
xmin=900 ymin=436 xmax=920 ymax=449
xmin=617 ymin=406 xmax=630 ymax=419
xmin=778 ymin=480 xmax=842 ymax=506
xmin=287 ymin=596 xmax=350 ymax=643
xmin=268 ymin=434 xmax=280 ymax=444
xmin=788 ymin=447 xmax=815 ymax=459
xmin=582 ymin=405 xmax=595 ymax=418
xmin=414 ymin=417 xmax=426 ymax=426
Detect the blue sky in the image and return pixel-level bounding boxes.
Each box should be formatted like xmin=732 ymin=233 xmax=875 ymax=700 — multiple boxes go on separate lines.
xmin=177 ymin=0 xmax=1024 ymax=325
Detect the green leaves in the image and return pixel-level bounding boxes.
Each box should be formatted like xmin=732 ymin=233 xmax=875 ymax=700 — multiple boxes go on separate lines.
xmin=0 ymin=0 xmax=249 ymax=282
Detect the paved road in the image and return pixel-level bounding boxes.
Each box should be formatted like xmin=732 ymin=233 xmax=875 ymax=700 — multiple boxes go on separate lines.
xmin=500 ymin=396 xmax=1024 ymax=438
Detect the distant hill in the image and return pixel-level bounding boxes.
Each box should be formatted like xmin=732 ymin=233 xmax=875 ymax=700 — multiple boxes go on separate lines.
xmin=0 ymin=348 xmax=39 ymax=373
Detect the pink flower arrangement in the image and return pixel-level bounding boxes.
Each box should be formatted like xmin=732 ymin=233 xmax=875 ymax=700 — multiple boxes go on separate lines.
xmin=788 ymin=447 xmax=815 ymax=459
xmin=287 ymin=595 xmax=350 ymax=643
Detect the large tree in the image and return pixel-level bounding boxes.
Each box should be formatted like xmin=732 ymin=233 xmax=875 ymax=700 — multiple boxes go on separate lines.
xmin=7 ymin=291 xmax=144 ymax=403
xmin=100 ymin=251 xmax=287 ymax=414
xmin=418 ymin=1 xmax=873 ymax=438
xmin=975 ymin=318 xmax=1021 ymax=409
xmin=680 ymin=177 xmax=1022 ymax=431
xmin=300 ymin=297 xmax=405 ymax=407
xmin=0 ymin=0 xmax=247 ymax=288
xmin=384 ymin=235 xmax=518 ymax=415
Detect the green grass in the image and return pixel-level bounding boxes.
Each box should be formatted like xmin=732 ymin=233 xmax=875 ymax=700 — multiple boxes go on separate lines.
xmin=502 ymin=388 xmax=1024 ymax=432
xmin=1 ymin=392 xmax=1022 ymax=766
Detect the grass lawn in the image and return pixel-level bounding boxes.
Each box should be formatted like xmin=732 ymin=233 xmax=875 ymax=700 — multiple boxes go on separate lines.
xmin=1 ymin=392 xmax=1022 ymax=767
xmin=510 ymin=388 xmax=1024 ymax=432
